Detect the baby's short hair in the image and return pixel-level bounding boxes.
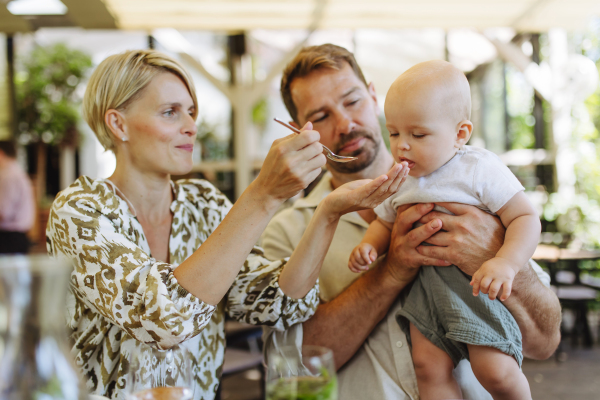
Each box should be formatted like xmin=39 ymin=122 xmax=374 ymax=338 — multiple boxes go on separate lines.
xmin=394 ymin=60 xmax=471 ymax=123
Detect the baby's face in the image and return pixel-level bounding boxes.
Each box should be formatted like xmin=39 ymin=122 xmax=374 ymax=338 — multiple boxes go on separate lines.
xmin=385 ymin=85 xmax=465 ymax=178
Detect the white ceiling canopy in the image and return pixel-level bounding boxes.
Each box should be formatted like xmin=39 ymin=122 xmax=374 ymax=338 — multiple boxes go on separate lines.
xmin=1 ymin=0 xmax=599 ymax=33
xmin=102 ymin=0 xmax=600 ymax=32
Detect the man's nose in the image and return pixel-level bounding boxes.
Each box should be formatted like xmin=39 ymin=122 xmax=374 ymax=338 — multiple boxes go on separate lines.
xmin=334 ymin=113 xmax=356 ymax=136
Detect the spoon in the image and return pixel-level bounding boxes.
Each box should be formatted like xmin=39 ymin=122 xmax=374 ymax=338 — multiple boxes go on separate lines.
xmin=274 ymin=118 xmax=358 ymax=163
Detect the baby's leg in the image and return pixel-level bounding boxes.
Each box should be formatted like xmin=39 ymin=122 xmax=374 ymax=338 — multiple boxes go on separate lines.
xmin=409 ymin=323 xmax=462 ymax=400
xmin=468 ymin=344 xmax=531 ymax=400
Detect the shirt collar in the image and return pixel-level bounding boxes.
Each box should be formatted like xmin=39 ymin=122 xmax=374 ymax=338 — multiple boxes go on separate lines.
xmin=293 ymin=171 xmax=334 ymax=209
xmin=98 ymin=178 xmax=184 ymax=217
xmin=171 ymin=180 xmax=186 ymax=203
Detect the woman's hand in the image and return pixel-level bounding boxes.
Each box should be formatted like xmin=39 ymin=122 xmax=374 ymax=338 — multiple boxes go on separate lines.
xmin=252 ymin=122 xmax=326 ymax=202
xmin=280 ymin=162 xmax=408 ymax=299
xmin=320 ymin=163 xmax=409 ymax=220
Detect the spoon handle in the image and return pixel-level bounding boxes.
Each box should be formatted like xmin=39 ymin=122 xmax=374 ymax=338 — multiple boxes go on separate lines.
xmin=273 ymin=118 xmax=357 ymax=163
xmin=273 ymin=118 xmax=301 ymax=134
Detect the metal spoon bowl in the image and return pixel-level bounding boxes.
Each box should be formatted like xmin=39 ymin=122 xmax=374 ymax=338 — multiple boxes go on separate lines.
xmin=274 ymin=118 xmax=358 ymax=163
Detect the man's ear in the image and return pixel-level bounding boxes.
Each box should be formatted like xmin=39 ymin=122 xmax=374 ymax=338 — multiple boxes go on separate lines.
xmin=368 ymin=82 xmax=380 ymax=116
xmin=105 ymin=109 xmax=128 ymax=142
xmin=455 ymin=120 xmax=473 ymax=148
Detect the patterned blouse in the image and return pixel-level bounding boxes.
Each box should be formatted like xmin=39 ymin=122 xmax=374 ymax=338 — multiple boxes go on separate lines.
xmin=46 ymin=176 xmax=319 ymax=399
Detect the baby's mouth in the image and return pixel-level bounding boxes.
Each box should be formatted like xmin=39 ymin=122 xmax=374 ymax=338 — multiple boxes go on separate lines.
xmin=399 ymin=157 xmax=415 ymax=169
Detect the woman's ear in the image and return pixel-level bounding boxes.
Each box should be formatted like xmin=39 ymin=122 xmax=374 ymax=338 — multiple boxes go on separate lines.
xmin=455 ymin=120 xmax=473 ymax=148
xmin=105 ymin=109 xmax=128 ymax=142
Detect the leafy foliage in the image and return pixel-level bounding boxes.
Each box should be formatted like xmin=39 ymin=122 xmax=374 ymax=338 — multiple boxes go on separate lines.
xmin=196 ymin=119 xmax=230 ymax=161
xmin=15 ymin=43 xmax=92 ymax=146
xmin=505 ymin=64 xmax=536 ymax=150
xmin=543 ymin=20 xmax=600 ymax=249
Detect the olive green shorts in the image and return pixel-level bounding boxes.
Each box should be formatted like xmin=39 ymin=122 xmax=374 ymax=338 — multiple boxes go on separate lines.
xmin=396 ymin=265 xmax=523 ymax=367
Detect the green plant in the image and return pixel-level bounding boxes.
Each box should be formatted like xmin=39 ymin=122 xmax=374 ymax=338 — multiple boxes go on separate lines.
xmin=543 ymin=19 xmax=600 ymax=249
xmin=15 ymin=43 xmax=92 ymax=146
xmin=252 ymin=97 xmax=268 ymax=130
xmin=196 ymin=119 xmax=230 ymax=161
xmin=505 ymin=64 xmax=536 ymax=150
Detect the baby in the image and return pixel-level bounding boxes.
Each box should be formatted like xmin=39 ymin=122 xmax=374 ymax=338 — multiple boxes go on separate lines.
xmin=349 ymin=60 xmax=539 ymax=400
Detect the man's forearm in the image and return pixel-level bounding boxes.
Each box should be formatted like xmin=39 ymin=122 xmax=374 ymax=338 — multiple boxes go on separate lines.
xmin=503 ymin=263 xmax=561 ymax=359
xmin=302 ymin=258 xmax=413 ymax=369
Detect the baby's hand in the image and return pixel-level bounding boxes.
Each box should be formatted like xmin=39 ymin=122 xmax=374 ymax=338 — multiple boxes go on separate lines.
xmin=470 ymin=257 xmax=520 ymax=301
xmin=349 ymin=243 xmax=378 ymax=273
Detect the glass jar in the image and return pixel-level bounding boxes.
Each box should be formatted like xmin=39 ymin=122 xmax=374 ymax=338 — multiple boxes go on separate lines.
xmin=0 ymin=255 xmax=87 ymax=399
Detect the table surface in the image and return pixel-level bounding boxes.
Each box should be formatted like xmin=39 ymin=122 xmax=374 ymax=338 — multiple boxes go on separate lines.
xmin=533 ymin=244 xmax=600 ymax=262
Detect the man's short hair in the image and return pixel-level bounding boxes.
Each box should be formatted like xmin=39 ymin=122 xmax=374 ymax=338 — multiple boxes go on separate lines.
xmin=281 ymin=44 xmax=368 ymax=123
xmin=0 ymin=141 xmax=17 ymax=158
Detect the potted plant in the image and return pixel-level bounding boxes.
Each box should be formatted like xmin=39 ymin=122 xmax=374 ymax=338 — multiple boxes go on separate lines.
xmin=14 ymin=42 xmax=92 ymax=243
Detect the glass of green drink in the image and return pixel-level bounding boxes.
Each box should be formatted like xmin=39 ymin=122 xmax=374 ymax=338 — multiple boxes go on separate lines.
xmin=266 ymin=345 xmax=338 ymax=400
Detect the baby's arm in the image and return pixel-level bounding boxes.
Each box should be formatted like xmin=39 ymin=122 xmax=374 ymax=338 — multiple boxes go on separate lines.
xmin=471 ymin=191 xmax=541 ymax=301
xmin=349 ymin=217 xmax=394 ymax=273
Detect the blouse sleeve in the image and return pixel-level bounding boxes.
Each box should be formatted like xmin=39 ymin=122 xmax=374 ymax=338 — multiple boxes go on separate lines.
xmin=46 ymin=180 xmax=216 ymax=349
xmin=190 ymin=181 xmax=320 ymax=332
xmin=226 ymin=247 xmax=320 ymax=331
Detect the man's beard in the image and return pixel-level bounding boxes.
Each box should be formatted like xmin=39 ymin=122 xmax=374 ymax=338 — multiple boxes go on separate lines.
xmin=327 ymin=129 xmax=381 ymax=174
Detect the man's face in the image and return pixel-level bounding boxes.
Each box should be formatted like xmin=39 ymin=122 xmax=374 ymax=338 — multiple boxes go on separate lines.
xmin=289 ymin=63 xmax=383 ymax=173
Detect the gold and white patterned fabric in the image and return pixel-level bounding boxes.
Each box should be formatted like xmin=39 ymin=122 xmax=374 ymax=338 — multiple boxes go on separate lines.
xmin=46 ymin=176 xmax=319 ymax=399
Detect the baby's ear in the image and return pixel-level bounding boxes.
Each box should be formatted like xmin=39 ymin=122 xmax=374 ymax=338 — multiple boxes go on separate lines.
xmin=455 ymin=120 xmax=473 ymax=148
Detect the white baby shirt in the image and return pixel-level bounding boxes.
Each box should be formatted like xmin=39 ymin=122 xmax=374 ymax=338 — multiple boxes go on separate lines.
xmin=375 ymin=145 xmax=525 ymax=222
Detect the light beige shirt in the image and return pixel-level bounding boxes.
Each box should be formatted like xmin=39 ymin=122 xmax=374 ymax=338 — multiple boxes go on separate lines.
xmin=260 ymin=171 xmax=550 ymax=400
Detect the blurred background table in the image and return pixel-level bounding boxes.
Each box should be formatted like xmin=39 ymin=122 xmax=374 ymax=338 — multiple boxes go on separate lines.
xmin=533 ymin=245 xmax=600 ymax=348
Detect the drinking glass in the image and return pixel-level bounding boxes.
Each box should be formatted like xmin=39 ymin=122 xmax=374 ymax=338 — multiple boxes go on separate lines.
xmin=266 ymin=345 xmax=338 ymax=400
xmin=0 ymin=255 xmax=88 ymax=400
xmin=125 ymin=344 xmax=193 ymax=400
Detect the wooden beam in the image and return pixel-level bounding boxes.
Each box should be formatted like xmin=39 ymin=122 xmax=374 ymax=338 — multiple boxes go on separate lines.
xmin=0 ymin=5 xmax=31 ymax=33
xmin=61 ymin=0 xmax=117 ymax=29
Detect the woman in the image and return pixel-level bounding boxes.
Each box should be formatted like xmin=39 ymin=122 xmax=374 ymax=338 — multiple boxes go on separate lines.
xmin=46 ymin=50 xmax=406 ymax=399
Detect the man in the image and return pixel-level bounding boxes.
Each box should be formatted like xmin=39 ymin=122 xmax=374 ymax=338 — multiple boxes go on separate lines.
xmin=0 ymin=141 xmax=35 ymax=254
xmin=261 ymin=44 xmax=561 ymax=399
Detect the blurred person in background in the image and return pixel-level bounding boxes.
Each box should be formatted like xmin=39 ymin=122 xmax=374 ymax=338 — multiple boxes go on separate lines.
xmin=0 ymin=140 xmax=35 ymax=254
xmin=45 ymin=49 xmax=405 ymax=399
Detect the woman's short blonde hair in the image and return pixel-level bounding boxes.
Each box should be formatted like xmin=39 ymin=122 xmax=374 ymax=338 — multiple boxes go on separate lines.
xmin=83 ymin=49 xmax=198 ymax=152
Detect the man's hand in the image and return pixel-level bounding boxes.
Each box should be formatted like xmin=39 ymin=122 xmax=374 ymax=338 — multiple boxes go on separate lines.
xmin=417 ymin=202 xmax=505 ymax=276
xmin=416 ymin=202 xmax=560 ymax=359
xmin=385 ymin=203 xmax=451 ymax=285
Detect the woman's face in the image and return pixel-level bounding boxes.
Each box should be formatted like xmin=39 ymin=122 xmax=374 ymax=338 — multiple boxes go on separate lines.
xmin=120 ymin=72 xmax=197 ymax=176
